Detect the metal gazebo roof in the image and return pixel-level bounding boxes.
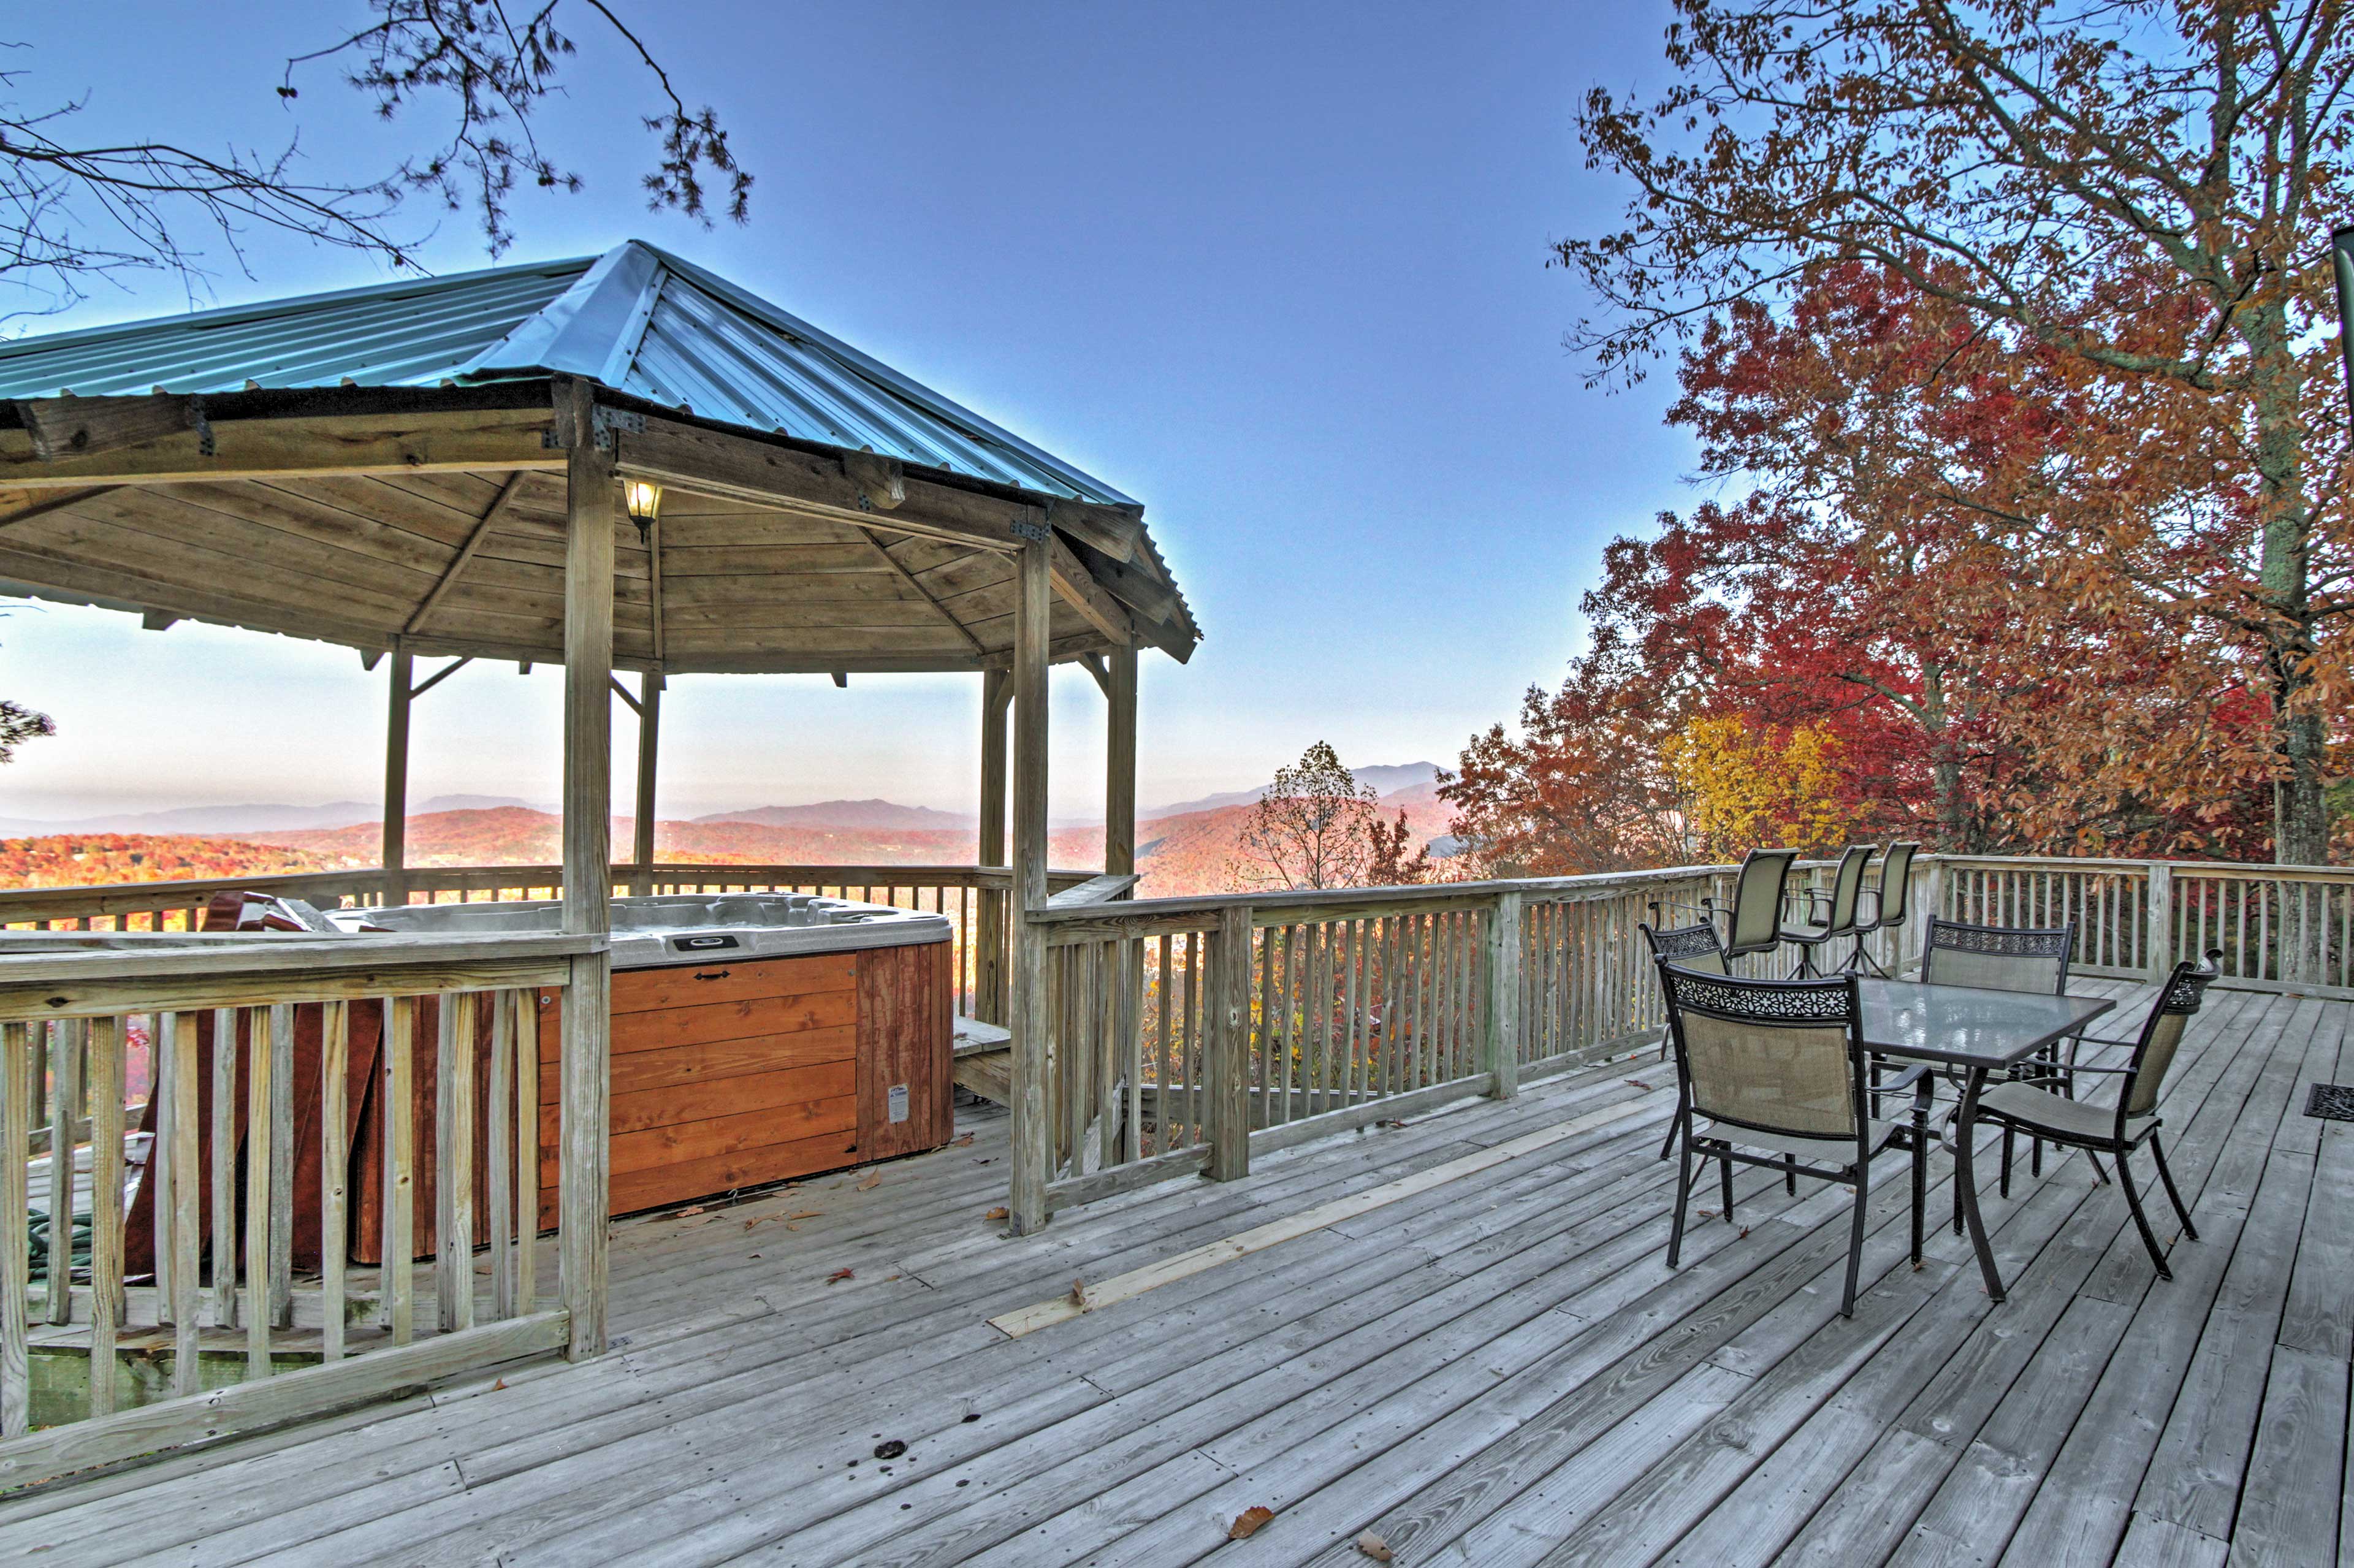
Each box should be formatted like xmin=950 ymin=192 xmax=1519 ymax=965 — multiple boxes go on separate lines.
xmin=0 ymin=243 xmax=1197 ymax=674
xmin=0 ymin=242 xmax=1137 ymax=506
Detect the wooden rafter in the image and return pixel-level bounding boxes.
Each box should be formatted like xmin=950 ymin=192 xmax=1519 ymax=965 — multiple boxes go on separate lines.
xmin=0 ymin=486 xmax=120 ymax=530
xmin=857 ymin=528 xmax=991 ymax=657
xmin=404 ymin=473 xmax=532 ymax=636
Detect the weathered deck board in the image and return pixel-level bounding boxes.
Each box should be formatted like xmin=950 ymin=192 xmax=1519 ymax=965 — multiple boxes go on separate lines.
xmin=2 ymin=978 xmax=2347 ymax=1567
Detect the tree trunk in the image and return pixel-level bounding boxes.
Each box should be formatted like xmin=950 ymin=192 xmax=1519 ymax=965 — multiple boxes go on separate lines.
xmin=2242 ymin=299 xmax=2329 ymax=867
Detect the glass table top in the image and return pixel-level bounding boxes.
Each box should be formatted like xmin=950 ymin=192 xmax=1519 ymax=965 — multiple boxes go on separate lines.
xmin=1858 ymin=979 xmax=2117 ymax=1068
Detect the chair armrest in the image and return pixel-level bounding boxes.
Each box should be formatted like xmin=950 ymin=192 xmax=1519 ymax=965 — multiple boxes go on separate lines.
xmin=1867 ymin=1062 xmax=1933 ymax=1107
xmin=2049 ymin=1060 xmax=2130 ymax=1076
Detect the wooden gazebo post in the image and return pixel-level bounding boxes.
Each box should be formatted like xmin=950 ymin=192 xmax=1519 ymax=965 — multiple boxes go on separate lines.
xmin=1007 ymin=529 xmax=1053 ymax=1235
xmin=1105 ymin=646 xmax=1138 ymax=878
xmin=382 ymin=647 xmax=413 ymax=907
xmin=558 ymin=380 xmax=614 ymax=1357
xmin=977 ymin=669 xmax=1011 ymax=1023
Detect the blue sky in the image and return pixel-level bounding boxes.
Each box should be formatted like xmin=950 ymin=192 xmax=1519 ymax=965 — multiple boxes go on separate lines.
xmin=0 ymin=1 xmax=1697 ymax=823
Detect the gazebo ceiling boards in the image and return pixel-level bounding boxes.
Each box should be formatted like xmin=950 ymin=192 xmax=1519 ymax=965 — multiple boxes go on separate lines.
xmin=0 ymin=243 xmax=1198 ymax=674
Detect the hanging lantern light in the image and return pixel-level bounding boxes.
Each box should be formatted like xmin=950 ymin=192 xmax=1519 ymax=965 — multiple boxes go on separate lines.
xmin=623 ymin=478 xmax=663 ymax=542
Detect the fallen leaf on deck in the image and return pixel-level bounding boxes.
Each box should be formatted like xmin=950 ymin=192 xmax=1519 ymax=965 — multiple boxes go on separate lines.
xmin=828 ymin=1268 xmax=855 ymax=1285
xmin=1738 ymin=1226 xmax=1751 ymax=1239
xmin=1230 ymin=1506 xmax=1274 ymax=1539
xmin=489 ymin=1377 xmax=506 ymax=1391
xmin=857 ymin=1171 xmax=883 ymax=1191
xmin=1698 ymin=1209 xmax=1716 ymax=1219
xmin=676 ymin=1205 xmax=705 ymax=1216
xmin=985 ymin=1206 xmax=1009 ymax=1221
xmin=1068 ymin=1278 xmax=1089 ymax=1309
xmin=1356 ymin=1531 xmax=1394 ymax=1562
xmin=1625 ymin=1078 xmax=1654 ymax=1090
xmin=952 ymin=1132 xmax=975 ymax=1146
xmin=874 ymin=1439 xmax=908 ymax=1460
xmin=1376 ymin=1118 xmax=1406 ymax=1129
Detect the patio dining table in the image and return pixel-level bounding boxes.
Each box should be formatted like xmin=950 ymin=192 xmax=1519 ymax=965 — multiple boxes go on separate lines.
xmin=1859 ymin=978 xmax=2117 ymax=1304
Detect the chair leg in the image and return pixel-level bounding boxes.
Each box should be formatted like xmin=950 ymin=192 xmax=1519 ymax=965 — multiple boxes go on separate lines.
xmin=1659 ymin=1084 xmax=1686 ymax=1163
xmin=1785 ymin=1154 xmax=1797 ymax=1196
xmin=2150 ymin=1135 xmax=2198 ymax=1241
xmin=2087 ymin=1152 xmax=2111 ymax=1186
xmin=2116 ymin=1152 xmax=2172 ymax=1281
xmin=1841 ymin=1166 xmax=1869 ymax=1319
xmin=1909 ymin=1124 xmax=1926 ymax=1266
xmin=1667 ymin=1128 xmax=1696 ymax=1269
xmin=2030 ymin=1133 xmax=2042 ymax=1179
xmin=1720 ymin=1154 xmax=1735 ymax=1220
xmin=2000 ymin=1123 xmax=2014 ymax=1198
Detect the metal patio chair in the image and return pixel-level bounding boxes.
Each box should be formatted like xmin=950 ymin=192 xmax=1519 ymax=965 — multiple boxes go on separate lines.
xmin=1974 ymin=950 xmax=2222 ymax=1279
xmin=1707 ymin=847 xmax=1802 ymax=967
xmin=1919 ymin=915 xmax=2082 ymax=1222
xmin=1654 ymin=962 xmax=1932 ymax=1317
xmin=1780 ymin=843 xmax=1878 ymax=977
xmin=1848 ymin=840 xmax=1921 ymax=975
xmin=1640 ymin=918 xmax=1731 ymax=1162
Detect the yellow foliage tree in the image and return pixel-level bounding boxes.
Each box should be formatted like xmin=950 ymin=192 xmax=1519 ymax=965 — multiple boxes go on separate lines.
xmin=1661 ymin=714 xmax=1867 ymax=858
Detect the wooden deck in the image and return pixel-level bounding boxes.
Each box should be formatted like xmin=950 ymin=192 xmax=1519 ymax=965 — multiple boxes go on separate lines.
xmin=2 ymin=976 xmax=2346 ymax=1566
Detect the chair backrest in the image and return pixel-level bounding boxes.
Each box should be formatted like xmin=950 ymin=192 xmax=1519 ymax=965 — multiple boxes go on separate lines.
xmin=2121 ymin=949 xmax=2223 ymax=1123
xmin=1823 ymin=843 xmax=1877 ymax=932
xmin=1872 ymin=842 xmax=1921 ymax=928
xmin=1655 ymin=962 xmax=1865 ymax=1147
xmin=1723 ymin=848 xmax=1800 ymax=957
xmin=1640 ymin=920 xmax=1729 ymax=976
xmin=1920 ymin=916 xmax=2074 ymax=994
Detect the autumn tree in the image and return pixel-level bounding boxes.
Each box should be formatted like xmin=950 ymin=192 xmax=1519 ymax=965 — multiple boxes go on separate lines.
xmin=1564 ymin=0 xmax=2354 ymax=865
xmin=1229 ymin=742 xmax=1432 ymax=891
xmin=1439 ymin=644 xmax=1695 ymax=875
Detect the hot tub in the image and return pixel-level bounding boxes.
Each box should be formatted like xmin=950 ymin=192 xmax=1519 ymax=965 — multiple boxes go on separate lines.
xmin=327 ymin=891 xmax=951 ymax=969
xmin=335 ymin=892 xmax=958 ymax=1224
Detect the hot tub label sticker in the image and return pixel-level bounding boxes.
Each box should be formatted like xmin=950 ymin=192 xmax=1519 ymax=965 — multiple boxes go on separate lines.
xmin=671 ymin=934 xmax=742 ymax=952
xmin=888 ymin=1084 xmax=910 ymax=1124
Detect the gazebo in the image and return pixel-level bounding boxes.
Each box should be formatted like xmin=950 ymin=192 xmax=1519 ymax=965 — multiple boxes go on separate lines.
xmin=0 ymin=240 xmax=1200 ymax=1270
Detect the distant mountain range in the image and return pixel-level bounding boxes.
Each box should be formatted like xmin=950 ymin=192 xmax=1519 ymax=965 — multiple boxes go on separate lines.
xmin=0 ymin=795 xmax=536 ymax=839
xmin=1145 ymin=761 xmax=1441 ymax=819
xmin=694 ymin=799 xmax=975 ymax=832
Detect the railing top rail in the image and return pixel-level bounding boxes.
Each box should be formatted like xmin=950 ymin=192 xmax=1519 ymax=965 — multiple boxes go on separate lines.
xmin=1937 ymin=853 xmax=2354 ymax=880
xmin=1027 ymin=862 xmax=1747 ymax=926
xmin=0 ymin=929 xmax=604 ymax=983
xmin=0 ymin=861 xmax=1102 ymax=915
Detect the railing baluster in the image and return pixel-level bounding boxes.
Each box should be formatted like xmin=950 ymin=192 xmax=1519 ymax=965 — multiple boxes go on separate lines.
xmin=489 ymin=990 xmax=514 ymax=1323
xmin=268 ymin=1003 xmax=294 ymax=1327
xmin=44 ymin=1019 xmax=83 ymax=1326
xmin=439 ymin=991 xmax=478 ymax=1333
xmin=244 ymin=1001 xmax=275 ymax=1379
xmin=384 ymin=995 xmax=414 ymax=1346
xmin=87 ymin=1016 xmax=123 ymax=1417
xmin=210 ymin=1010 xmax=238 ymax=1331
xmin=167 ymin=1012 xmax=201 ymax=1396
xmin=320 ymin=1000 xmax=349 ymax=1363
xmin=2 ymin=1022 xmax=30 ymax=1438
xmin=516 ymin=989 xmax=540 ymax=1312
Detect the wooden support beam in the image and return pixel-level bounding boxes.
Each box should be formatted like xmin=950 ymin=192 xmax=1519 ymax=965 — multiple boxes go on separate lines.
xmin=841 ymin=449 xmax=905 ymax=509
xmin=1484 ymin=892 xmax=1522 ymax=1101
xmin=831 ymin=671 xmax=848 ymax=688
xmin=0 ymin=406 xmax=558 ymax=486
xmin=140 ymin=611 xmax=178 ymax=633
xmin=857 ymin=528 xmax=990 ymax=657
xmin=1049 ymin=534 xmax=1132 ymax=646
xmin=1106 ymin=645 xmax=1138 ymax=878
xmin=383 ymin=649 xmax=413 ymax=908
xmin=647 ymin=513 xmax=667 ymax=666
xmin=1078 ymin=652 xmax=1111 ymax=697
xmin=1008 ymin=533 xmax=1053 ymax=1235
xmin=404 ymin=471 xmax=531 ymax=636
xmin=557 ymin=379 xmax=614 ymax=1362
xmin=977 ymin=669 xmax=1011 ymax=1026
xmin=633 ymin=671 xmax=661 ymax=897
xmin=0 ymin=486 xmax=120 ymax=530
xmin=408 ymin=657 xmax=471 ymax=700
xmin=608 ymin=674 xmax=641 ymax=714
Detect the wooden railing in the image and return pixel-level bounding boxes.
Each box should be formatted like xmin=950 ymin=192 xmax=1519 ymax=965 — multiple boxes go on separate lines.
xmin=0 ymin=929 xmax=603 ymax=1486
xmin=0 ymin=862 xmax=1098 ymax=1026
xmin=1019 ymin=852 xmax=2354 ymax=1217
